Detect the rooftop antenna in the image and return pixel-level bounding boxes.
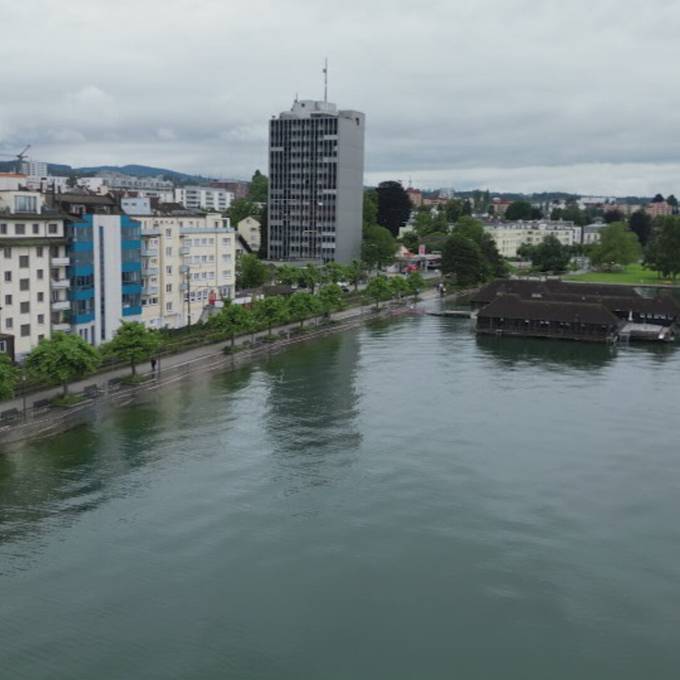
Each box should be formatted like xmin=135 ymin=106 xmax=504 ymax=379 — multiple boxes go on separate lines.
xmin=323 ymin=58 xmax=328 ymax=103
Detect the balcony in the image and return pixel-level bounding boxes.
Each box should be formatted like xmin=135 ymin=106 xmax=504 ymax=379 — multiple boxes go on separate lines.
xmin=51 ymin=278 xmax=71 ymax=290
xmin=51 ymin=256 xmax=70 ymax=267
xmin=142 ymin=247 xmax=159 ymax=257
xmin=179 ymin=264 xmax=189 ymax=273
xmin=143 ymin=286 xmax=160 ymax=296
xmin=52 ymin=322 xmax=71 ymax=332
xmin=52 ymin=300 xmax=71 ymax=311
xmin=179 ymin=246 xmax=190 ymax=255
xmin=143 ymin=267 xmax=160 ymax=277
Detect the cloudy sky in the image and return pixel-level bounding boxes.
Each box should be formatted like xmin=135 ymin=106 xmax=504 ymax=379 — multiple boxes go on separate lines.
xmin=1 ymin=0 xmax=679 ymax=195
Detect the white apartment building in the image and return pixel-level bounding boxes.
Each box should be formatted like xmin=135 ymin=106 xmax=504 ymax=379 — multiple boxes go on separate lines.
xmin=237 ymin=216 xmax=261 ymax=252
xmin=125 ymin=209 xmax=236 ymax=329
xmin=78 ymin=175 xmax=174 ymax=202
xmin=484 ymin=220 xmax=582 ymax=258
xmin=19 ymin=160 xmax=48 ymax=178
xmin=582 ymin=223 xmax=607 ymax=245
xmin=0 ymin=186 xmax=69 ymax=360
xmin=24 ymin=175 xmax=71 ymax=193
xmin=174 ymin=186 xmax=233 ymax=212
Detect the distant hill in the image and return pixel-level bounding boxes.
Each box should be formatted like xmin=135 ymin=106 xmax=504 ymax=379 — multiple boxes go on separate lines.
xmin=49 ymin=163 xmax=210 ymax=185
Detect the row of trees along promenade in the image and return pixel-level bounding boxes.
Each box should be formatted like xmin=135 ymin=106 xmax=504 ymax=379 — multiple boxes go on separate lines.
xmin=0 ymin=270 xmax=425 ymax=408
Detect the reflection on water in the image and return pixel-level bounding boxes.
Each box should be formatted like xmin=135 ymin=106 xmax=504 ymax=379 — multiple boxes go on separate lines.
xmin=263 ymin=332 xmax=362 ymax=492
xmin=475 ymin=334 xmax=618 ymax=371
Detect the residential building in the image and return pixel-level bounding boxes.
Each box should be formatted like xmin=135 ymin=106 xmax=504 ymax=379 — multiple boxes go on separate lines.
xmin=406 ymin=187 xmax=423 ymax=208
xmin=211 ymin=179 xmax=250 ymax=199
xmin=24 ymin=175 xmax=71 ymax=193
xmin=124 ymin=207 xmax=236 ymax=329
xmin=490 ymin=198 xmax=512 ymax=217
xmin=174 ymin=186 xmax=233 ymax=212
xmin=484 ymin=220 xmax=582 ymax=258
xmin=0 ymin=185 xmax=69 ymax=359
xmin=268 ymin=98 xmax=365 ymax=263
xmin=582 ymin=222 xmax=607 ymax=245
xmin=52 ymin=194 xmax=143 ymax=346
xmin=645 ymin=201 xmax=673 ymax=218
xmin=19 ymin=160 xmax=48 ymax=178
xmin=78 ymin=174 xmax=175 ymax=202
xmin=237 ymin=216 xmax=261 ymax=253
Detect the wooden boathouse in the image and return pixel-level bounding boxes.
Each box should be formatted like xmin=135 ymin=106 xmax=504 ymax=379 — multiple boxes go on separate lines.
xmin=472 ymin=279 xmax=680 ymax=344
xmin=476 ymin=294 xmax=621 ymax=343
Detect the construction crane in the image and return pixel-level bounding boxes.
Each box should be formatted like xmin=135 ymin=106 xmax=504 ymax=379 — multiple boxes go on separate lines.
xmin=0 ymin=145 xmax=32 ymax=171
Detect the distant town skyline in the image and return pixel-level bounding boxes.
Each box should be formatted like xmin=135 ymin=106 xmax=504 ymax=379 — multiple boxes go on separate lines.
xmin=2 ymin=1 xmax=680 ymax=195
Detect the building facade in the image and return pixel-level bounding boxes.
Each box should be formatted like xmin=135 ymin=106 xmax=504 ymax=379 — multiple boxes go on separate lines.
xmin=0 ymin=188 xmax=69 ymax=359
xmin=484 ymin=220 xmax=582 ymax=258
xmin=268 ymin=99 xmax=365 ymax=263
xmin=174 ymin=187 xmax=233 ymax=212
xmin=125 ymin=209 xmax=236 ymax=329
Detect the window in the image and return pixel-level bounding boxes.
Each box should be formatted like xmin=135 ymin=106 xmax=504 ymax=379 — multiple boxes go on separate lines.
xmin=165 ymin=302 xmax=173 ymax=312
xmin=32 ymin=224 xmax=40 ymax=235
xmin=3 ymin=247 xmax=10 ymax=258
xmin=4 ymin=272 xmax=11 ymax=282
xmin=19 ymin=279 xmax=29 ymax=291
xmin=38 ymin=334 xmax=45 ymax=342
xmin=20 ymin=324 xmax=30 ymax=337
xmin=14 ymin=195 xmax=37 ymax=213
xmin=36 ymin=246 xmax=43 ymax=257
xmin=166 ymin=266 xmax=172 ymax=274
xmin=19 ymin=255 xmax=29 ymax=268
xmin=0 ymin=224 xmax=6 ymax=234
xmin=20 ymin=301 xmax=30 ymax=314
xmin=37 ymin=269 xmax=44 ymax=280
xmin=48 ymin=223 xmax=58 ymax=235
xmin=165 ymin=229 xmax=172 ymax=237
xmin=37 ymin=314 xmax=45 ymax=324
xmin=4 ymin=295 xmax=11 ymax=305
xmin=165 ymin=284 xmax=172 ymax=292
xmin=5 ymin=318 xmax=12 ymax=329
xmin=165 ymin=247 xmax=172 ymax=256
xmin=15 ymin=224 xmax=25 ymax=235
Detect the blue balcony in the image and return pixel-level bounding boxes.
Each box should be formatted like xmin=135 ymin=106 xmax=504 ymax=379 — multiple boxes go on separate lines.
xmin=122 ymin=261 xmax=142 ymax=273
xmin=121 ymin=283 xmax=142 ymax=295
xmin=71 ymin=241 xmax=94 ymax=253
xmin=122 ymin=306 xmax=142 ymax=317
xmin=122 ymin=239 xmax=142 ymax=250
xmin=72 ymin=264 xmax=94 ymax=277
xmin=71 ymin=288 xmax=95 ymax=301
xmin=72 ymin=313 xmax=95 ymax=325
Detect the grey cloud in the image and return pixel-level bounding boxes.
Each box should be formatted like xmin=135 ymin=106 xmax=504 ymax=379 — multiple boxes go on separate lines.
xmin=1 ymin=0 xmax=679 ymax=194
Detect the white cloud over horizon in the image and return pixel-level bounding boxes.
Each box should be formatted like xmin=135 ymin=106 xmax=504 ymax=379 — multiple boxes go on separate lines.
xmin=1 ymin=0 xmax=680 ymax=195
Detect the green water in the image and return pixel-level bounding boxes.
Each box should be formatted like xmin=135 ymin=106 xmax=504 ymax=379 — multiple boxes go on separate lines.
xmin=1 ymin=313 xmax=680 ymax=679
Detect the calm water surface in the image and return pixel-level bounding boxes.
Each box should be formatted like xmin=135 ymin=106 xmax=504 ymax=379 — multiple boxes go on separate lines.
xmin=1 ymin=313 xmax=680 ymax=679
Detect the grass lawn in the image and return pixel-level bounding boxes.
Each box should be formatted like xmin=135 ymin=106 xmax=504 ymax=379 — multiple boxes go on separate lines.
xmin=564 ymin=264 xmax=677 ymax=286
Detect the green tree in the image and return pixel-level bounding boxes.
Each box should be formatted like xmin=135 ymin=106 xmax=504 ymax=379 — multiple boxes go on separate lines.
xmin=228 ymin=197 xmax=259 ymax=225
xmin=421 ymin=231 xmax=448 ymax=253
xmin=318 ymin=283 xmax=345 ymax=316
xmin=451 ymin=216 xmax=486 ymax=243
xmin=362 ymin=224 xmax=397 ymax=270
xmin=389 ymin=275 xmax=410 ymax=300
xmin=248 ymin=170 xmax=268 ymax=203
xmin=505 ymin=201 xmax=534 ymax=221
xmin=603 ymin=208 xmax=624 ymax=223
xmin=346 ymin=259 xmax=365 ymax=293
xmin=207 ymin=302 xmax=254 ymax=349
xmin=441 ymin=235 xmax=486 ymax=286
xmin=26 ymin=332 xmax=100 ymax=396
xmin=322 ymin=261 xmax=346 ymax=285
xmin=530 ymin=234 xmax=571 ymax=273
xmin=364 ymin=275 xmax=393 ymax=310
xmin=644 ymin=216 xmax=680 ymax=280
xmin=376 ymin=181 xmax=412 ymax=237
xmin=363 ymin=189 xmax=379 ymax=228
xmin=103 ymin=322 xmax=161 ymax=377
xmin=630 ymin=209 xmax=653 ymax=246
xmin=276 ymin=264 xmax=300 ymax=286
xmin=480 ymin=233 xmax=508 ymax=278
xmin=414 ymin=210 xmax=434 ymax=236
xmin=237 ymin=253 xmax=268 ymax=289
xmin=286 ymin=291 xmax=317 ymax=328
xmin=253 ymin=296 xmax=288 ymax=337
xmin=406 ymin=271 xmax=425 ymax=300
xmin=0 ymin=354 xmax=19 ymax=400
xmin=298 ymin=263 xmax=321 ymax=293
xmin=400 ymin=231 xmax=419 ymax=252
xmin=590 ymin=222 xmax=641 ymax=270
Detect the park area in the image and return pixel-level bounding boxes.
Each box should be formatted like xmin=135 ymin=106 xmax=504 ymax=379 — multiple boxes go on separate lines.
xmin=565 ymin=263 xmax=678 ymax=286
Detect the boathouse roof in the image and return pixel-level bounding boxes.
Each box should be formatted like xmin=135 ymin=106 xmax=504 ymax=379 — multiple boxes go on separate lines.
xmin=477 ymin=294 xmax=621 ymax=326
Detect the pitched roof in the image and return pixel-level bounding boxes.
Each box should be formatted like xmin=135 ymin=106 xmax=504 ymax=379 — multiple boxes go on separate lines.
xmin=477 ymin=294 xmax=620 ymax=325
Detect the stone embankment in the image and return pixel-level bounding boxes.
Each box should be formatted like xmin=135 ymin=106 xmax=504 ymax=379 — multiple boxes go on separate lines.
xmin=0 ymin=291 xmax=454 ymax=447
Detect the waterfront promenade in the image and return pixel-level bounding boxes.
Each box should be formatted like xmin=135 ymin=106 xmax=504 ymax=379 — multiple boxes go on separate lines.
xmin=0 ymin=289 xmax=444 ymax=445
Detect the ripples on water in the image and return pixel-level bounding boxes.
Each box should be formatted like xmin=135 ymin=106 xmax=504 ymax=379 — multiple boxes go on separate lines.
xmin=1 ymin=313 xmax=680 ymax=679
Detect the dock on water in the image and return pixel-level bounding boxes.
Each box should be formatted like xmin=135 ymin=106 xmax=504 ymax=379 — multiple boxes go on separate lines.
xmin=427 ymin=310 xmax=473 ymax=319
